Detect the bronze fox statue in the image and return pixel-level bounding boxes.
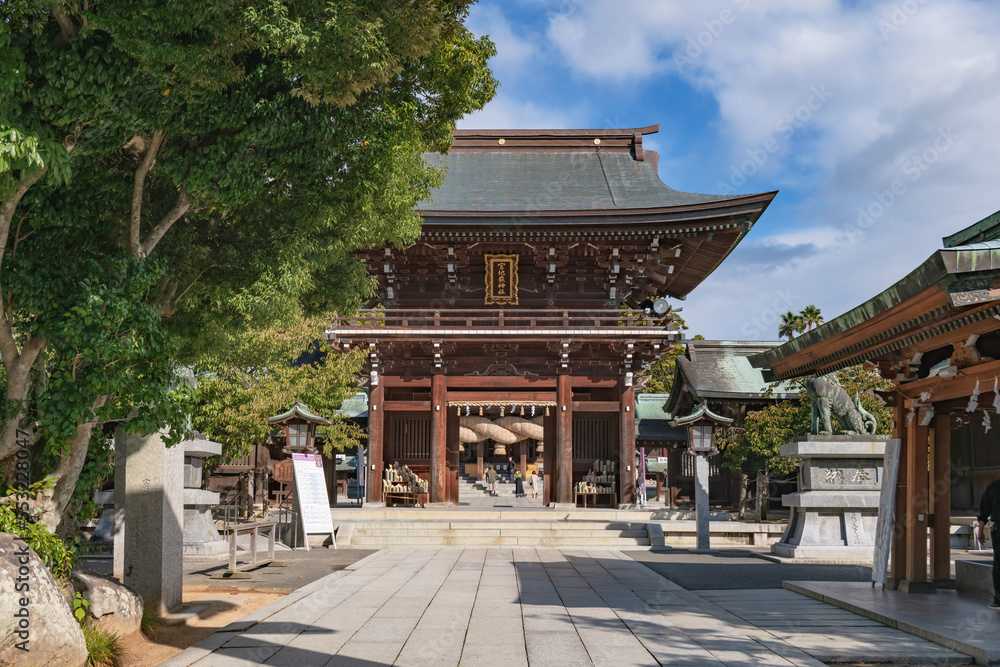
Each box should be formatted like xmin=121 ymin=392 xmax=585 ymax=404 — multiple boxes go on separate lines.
xmin=806 ymin=374 xmax=877 ymax=435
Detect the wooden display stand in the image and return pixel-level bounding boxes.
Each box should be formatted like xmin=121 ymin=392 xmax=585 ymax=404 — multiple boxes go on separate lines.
xmin=384 ymin=491 xmax=428 ymax=507
xmin=574 ymin=492 xmax=617 ymax=508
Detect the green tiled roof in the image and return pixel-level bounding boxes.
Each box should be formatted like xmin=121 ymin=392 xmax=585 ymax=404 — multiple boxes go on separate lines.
xmin=635 ymin=394 xmax=686 ymax=442
xmin=750 ymin=218 xmax=1000 ymax=380
xmin=335 ymin=393 xmax=369 ymax=419
xmin=268 ymin=401 xmax=332 ymax=426
xmin=664 ymin=340 xmax=798 ymax=415
xmin=419 ymin=151 xmax=754 ymax=213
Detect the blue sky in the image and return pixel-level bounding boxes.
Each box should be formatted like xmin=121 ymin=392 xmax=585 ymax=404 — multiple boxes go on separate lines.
xmin=459 ymin=0 xmax=1000 ymax=340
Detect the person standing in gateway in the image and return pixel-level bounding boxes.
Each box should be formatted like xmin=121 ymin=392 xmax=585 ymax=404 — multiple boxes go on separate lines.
xmin=976 ymin=477 xmax=1000 ymax=610
xmin=486 ymin=465 xmax=497 ymax=496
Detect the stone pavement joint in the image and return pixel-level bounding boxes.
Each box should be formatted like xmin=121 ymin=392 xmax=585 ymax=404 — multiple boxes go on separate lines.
xmin=159 ymin=548 xmax=970 ymax=667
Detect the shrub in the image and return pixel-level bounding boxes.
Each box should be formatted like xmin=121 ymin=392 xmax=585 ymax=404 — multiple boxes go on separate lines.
xmin=82 ymin=624 xmax=124 ymax=667
xmin=140 ymin=601 xmax=161 ymax=639
xmin=0 ymin=480 xmax=77 ymax=579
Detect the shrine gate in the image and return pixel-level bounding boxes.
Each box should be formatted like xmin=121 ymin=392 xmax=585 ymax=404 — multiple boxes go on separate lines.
xmin=327 ymin=125 xmax=776 ymax=506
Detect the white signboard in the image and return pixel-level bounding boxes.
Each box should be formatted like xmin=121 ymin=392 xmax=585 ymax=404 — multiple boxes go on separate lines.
xmin=292 ymin=453 xmax=336 ymax=547
xmin=872 ymin=438 xmax=901 ymax=586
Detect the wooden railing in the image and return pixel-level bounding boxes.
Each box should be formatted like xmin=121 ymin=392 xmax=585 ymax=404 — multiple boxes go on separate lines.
xmin=331 ymin=309 xmax=675 ymax=331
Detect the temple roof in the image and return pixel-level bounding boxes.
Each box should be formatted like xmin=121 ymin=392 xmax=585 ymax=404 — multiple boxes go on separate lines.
xmin=668 ymin=340 xmax=798 ymax=405
xmin=635 ymin=393 xmax=686 ymax=442
xmin=419 ymin=125 xmax=772 ymax=216
xmin=750 ymin=208 xmax=1000 ymax=381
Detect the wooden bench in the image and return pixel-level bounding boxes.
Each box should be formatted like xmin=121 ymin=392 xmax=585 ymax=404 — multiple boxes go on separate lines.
xmin=384 ymin=491 xmax=428 ymax=508
xmin=574 ymin=492 xmax=617 ymax=508
xmin=211 ymin=520 xmax=287 ymax=579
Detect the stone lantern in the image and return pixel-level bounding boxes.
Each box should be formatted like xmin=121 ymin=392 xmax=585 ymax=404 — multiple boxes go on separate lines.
xmin=672 ymin=402 xmax=732 ymax=551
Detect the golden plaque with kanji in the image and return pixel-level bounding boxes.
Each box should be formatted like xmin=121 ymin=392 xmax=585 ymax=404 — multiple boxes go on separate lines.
xmin=484 ymin=254 xmax=518 ymax=305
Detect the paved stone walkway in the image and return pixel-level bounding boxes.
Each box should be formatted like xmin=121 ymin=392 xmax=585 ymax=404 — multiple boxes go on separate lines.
xmin=160 ymin=548 xmax=970 ymax=666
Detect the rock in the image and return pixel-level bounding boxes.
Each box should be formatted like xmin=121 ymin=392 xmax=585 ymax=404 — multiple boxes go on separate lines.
xmin=71 ymin=568 xmax=144 ymax=637
xmin=0 ymin=532 xmax=88 ymax=667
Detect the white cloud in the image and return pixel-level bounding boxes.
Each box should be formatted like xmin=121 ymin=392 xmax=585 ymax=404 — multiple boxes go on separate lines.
xmin=539 ymin=0 xmax=1000 ymax=337
xmin=457 ymin=94 xmax=587 ymax=130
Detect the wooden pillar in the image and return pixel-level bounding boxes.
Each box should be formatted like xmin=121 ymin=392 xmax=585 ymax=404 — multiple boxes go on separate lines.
xmin=447 ymin=410 xmax=460 ymax=505
xmin=667 ymin=446 xmax=680 ymax=508
xmin=904 ymin=408 xmax=930 ymax=586
xmin=556 ymin=372 xmax=573 ymax=504
xmin=520 ymin=441 xmax=527 ymax=480
xmin=476 ymin=441 xmax=484 ymax=481
xmin=367 ymin=380 xmax=384 ymax=503
xmin=543 ymin=413 xmax=555 ymax=505
xmin=891 ymin=398 xmax=908 ymax=583
xmin=430 ymin=372 xmax=447 ymax=504
xmin=619 ymin=378 xmax=636 ymax=505
xmin=931 ymin=412 xmax=952 ymax=581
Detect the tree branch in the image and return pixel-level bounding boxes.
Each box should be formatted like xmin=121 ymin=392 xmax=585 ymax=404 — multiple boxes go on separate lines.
xmin=50 ymin=4 xmax=79 ymax=47
xmin=130 ymin=130 xmax=166 ymax=257
xmin=138 ymin=188 xmax=190 ymax=257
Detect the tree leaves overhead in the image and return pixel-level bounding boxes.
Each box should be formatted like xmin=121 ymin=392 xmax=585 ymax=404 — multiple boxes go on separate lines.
xmin=0 ymin=0 xmax=496 ymax=528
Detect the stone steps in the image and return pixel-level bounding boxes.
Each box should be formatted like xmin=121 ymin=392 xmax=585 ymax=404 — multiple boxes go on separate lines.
xmin=345 ymin=515 xmax=650 ymax=548
xmin=349 ymin=535 xmax=650 ymax=547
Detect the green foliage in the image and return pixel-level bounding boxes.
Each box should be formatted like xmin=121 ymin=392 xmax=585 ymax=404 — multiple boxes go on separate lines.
xmin=778 ymin=305 xmax=824 ymax=340
xmin=0 ymin=480 xmax=77 ymax=578
xmin=140 ymin=601 xmax=161 ymax=639
xmin=717 ymin=365 xmax=893 ymax=476
xmin=192 ymin=313 xmax=367 ymax=461
xmin=0 ymin=0 xmax=496 ymax=529
xmin=82 ymin=623 xmax=124 ymax=667
xmin=73 ymin=591 xmax=90 ymax=624
xmin=643 ymin=313 xmax=704 ymax=394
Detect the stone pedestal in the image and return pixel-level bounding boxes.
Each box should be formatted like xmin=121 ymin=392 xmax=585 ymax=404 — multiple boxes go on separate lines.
xmin=113 ymin=427 xmax=184 ymax=613
xmin=182 ymin=438 xmax=227 ymax=556
xmin=694 ymin=453 xmax=710 ymax=551
xmin=772 ymin=435 xmax=888 ymax=560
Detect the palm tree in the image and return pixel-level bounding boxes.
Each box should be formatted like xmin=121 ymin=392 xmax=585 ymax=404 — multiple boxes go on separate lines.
xmin=778 ymin=311 xmax=804 ymax=340
xmin=799 ymin=305 xmax=824 ymax=332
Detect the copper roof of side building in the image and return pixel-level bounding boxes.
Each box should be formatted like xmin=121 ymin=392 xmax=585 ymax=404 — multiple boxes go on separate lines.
xmin=419 ymin=125 xmax=775 ymax=215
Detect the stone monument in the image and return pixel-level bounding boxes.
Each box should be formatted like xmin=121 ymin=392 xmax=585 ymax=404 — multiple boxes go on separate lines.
xmin=113 ymin=426 xmax=184 ymax=613
xmin=772 ymin=374 xmax=886 ymax=559
xmin=771 ymin=435 xmax=888 ymax=559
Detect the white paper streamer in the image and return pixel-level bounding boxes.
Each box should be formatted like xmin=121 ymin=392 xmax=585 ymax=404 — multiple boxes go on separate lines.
xmin=967 ymin=379 xmax=981 ymax=412
xmin=920 ymin=391 xmax=932 ymax=402
xmin=993 ymin=377 xmax=1000 ymax=413
xmin=907 ymin=407 xmax=916 ymax=424
xmin=984 ymin=411 xmax=993 ymax=434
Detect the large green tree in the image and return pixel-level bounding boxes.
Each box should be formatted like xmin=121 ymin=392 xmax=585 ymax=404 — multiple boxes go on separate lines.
xmin=192 ymin=314 xmax=367 ymax=459
xmin=0 ymin=0 xmax=496 ymax=530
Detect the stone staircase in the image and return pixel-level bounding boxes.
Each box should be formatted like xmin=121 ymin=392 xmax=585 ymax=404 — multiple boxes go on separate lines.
xmin=345 ymin=517 xmax=651 ymax=548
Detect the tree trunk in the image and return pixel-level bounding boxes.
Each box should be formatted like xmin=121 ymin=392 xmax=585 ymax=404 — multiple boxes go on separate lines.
xmin=754 ymin=469 xmax=769 ymax=522
xmin=38 ymin=395 xmax=111 ymax=534
xmin=0 ymin=335 xmax=48 ymax=470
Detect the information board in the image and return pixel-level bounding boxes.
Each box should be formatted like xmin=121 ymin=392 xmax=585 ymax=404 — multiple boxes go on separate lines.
xmin=292 ymin=453 xmax=336 ymax=547
xmin=872 ymin=438 xmax=901 ymax=586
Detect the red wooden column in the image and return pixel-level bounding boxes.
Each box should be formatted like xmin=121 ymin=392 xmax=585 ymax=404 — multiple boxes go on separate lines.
xmin=556 ymin=372 xmax=573 ymax=504
xmin=430 ymin=372 xmax=447 ymax=503
xmin=367 ymin=380 xmax=384 ymax=503
xmin=891 ymin=398 xmax=909 ymax=584
xmin=543 ymin=413 xmax=555 ymax=505
xmin=930 ymin=412 xmax=952 ymax=582
xmin=520 ymin=441 xmax=528 ymax=480
xmin=904 ymin=408 xmax=930 ymax=588
xmin=476 ymin=441 xmax=484 ymax=481
xmin=619 ymin=377 xmax=636 ymax=505
xmin=447 ymin=411 xmax=460 ymax=505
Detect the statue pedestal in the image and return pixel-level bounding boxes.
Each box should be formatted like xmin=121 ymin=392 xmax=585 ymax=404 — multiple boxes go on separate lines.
xmin=772 ymin=435 xmax=888 ymax=560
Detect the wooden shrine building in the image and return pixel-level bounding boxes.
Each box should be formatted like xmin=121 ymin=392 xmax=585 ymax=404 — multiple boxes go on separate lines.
xmin=751 ymin=208 xmax=1000 ymax=589
xmin=327 ymin=125 xmax=776 ymax=506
